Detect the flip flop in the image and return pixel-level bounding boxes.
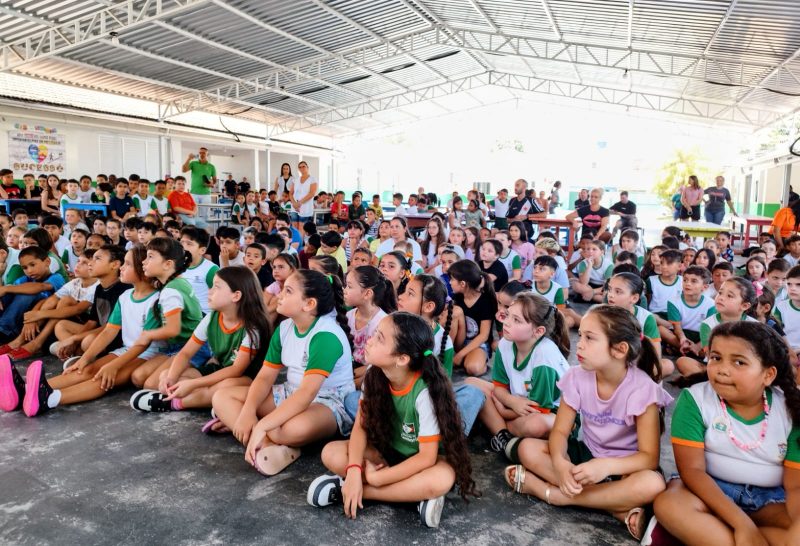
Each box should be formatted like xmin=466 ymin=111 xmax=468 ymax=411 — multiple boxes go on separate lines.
xmin=8 ymin=347 xmax=37 ymax=361
xmin=201 ymin=417 xmax=230 ymax=435
xmin=0 ymin=345 xmax=13 ymax=356
xmin=625 ymin=506 xmax=646 ymax=540
xmin=504 ymin=464 xmax=526 ymax=494
xmin=253 ymin=444 xmax=301 ymax=476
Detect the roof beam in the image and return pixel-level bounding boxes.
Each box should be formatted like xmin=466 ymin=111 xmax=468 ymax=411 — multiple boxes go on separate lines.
xmin=0 ymin=6 xmax=56 ymax=28
xmin=731 ymin=44 xmax=800 ymax=111
xmin=0 ymin=0 xmax=209 ymax=72
xmin=703 ymin=0 xmax=739 ymax=56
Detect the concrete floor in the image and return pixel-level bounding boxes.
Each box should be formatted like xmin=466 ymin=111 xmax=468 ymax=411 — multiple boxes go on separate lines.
xmin=0 ymin=310 xmax=680 ymax=546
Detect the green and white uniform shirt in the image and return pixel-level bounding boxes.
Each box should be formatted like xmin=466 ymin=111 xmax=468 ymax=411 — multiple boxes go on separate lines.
xmin=775 ymin=300 xmax=800 ymax=349
xmin=432 ymin=322 xmax=455 ymax=377
xmin=132 ymin=195 xmax=157 ymax=217
xmin=498 ymin=249 xmax=522 ymax=279
xmin=534 ymin=280 xmax=566 ymax=307
xmin=699 ymin=313 xmax=758 ymax=349
xmin=632 ymin=305 xmax=661 ymax=344
xmin=492 ymin=337 xmax=569 ymax=411
xmin=156 ymin=277 xmax=203 ymax=345
xmin=191 ymin=311 xmax=257 ymax=367
xmin=59 ymin=194 xmax=82 ymax=214
xmin=646 ymin=275 xmax=683 ymax=314
xmin=151 ymin=195 xmax=171 ymax=215
xmin=182 ymin=259 xmax=218 ymax=314
xmin=264 ymin=314 xmax=354 ymax=390
xmin=231 ymin=202 xmax=245 ymax=223
xmin=667 ymin=294 xmax=716 ymax=341
xmin=379 ymin=372 xmax=440 ymax=458
xmin=577 ymin=256 xmax=614 ymax=286
xmin=107 ymin=288 xmax=162 ymax=355
xmin=61 ymin=247 xmax=80 ymax=274
xmin=671 ymin=382 xmax=800 ymax=487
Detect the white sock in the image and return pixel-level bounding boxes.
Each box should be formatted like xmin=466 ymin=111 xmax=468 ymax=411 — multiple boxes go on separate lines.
xmin=47 ymin=389 xmax=62 ymax=408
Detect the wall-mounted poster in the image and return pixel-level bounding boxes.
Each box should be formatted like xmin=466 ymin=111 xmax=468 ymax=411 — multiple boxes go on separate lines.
xmin=8 ymin=123 xmax=65 ymax=173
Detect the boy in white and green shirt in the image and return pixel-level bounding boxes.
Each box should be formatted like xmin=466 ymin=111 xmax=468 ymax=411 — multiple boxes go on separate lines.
xmin=133 ymin=181 xmax=157 ymax=218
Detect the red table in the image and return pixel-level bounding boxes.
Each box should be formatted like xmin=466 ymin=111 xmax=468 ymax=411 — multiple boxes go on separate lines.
xmin=731 ymin=214 xmax=773 ymax=248
xmin=531 ymin=216 xmax=577 ymax=261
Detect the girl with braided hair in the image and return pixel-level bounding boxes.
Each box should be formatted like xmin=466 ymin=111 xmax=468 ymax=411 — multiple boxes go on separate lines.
xmin=647 ymin=321 xmax=800 ymax=545
xmin=129 ymin=237 xmax=204 ymax=401
xmin=308 ymin=312 xmax=478 ymax=528
xmin=211 ymin=269 xmax=355 ymax=476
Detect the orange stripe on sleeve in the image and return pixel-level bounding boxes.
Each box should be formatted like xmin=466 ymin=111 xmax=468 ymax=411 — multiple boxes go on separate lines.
xmin=304 ymin=369 xmax=331 ymax=378
xmin=106 ymin=323 xmax=121 ymax=329
xmin=163 ymin=308 xmax=182 ymax=317
xmin=190 ymin=334 xmax=204 ymax=345
xmin=671 ymin=437 xmax=704 ymax=449
xmin=492 ymin=381 xmax=509 ymax=389
xmin=239 ymin=346 xmax=256 ymax=354
xmin=418 ymin=435 xmax=441 ymax=443
xmin=784 ymin=460 xmax=800 ymax=470
xmin=262 ymin=361 xmax=282 ymax=369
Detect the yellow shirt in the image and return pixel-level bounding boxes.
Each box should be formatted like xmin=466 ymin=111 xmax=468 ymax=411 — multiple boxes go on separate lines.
xmin=316 ymin=245 xmax=348 ymax=272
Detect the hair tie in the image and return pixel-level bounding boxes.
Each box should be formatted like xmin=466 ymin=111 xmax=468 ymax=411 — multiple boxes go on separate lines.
xmin=423 ymin=349 xmax=433 ymax=356
xmin=326 ymin=274 xmax=333 ymax=284
xmin=640 ymin=332 xmax=644 ymax=341
xmin=543 ymin=305 xmax=554 ymax=320
xmin=405 ymin=251 xmax=413 ymax=259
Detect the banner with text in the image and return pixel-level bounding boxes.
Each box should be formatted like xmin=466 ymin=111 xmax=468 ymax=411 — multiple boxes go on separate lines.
xmin=8 ymin=128 xmax=65 ymax=174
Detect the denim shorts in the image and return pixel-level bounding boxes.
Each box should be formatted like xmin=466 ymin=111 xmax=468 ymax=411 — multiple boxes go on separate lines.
xmin=712 ymin=477 xmax=785 ymax=512
xmin=273 ymin=382 xmax=354 ymax=437
xmin=160 ymin=341 xmax=213 ymax=368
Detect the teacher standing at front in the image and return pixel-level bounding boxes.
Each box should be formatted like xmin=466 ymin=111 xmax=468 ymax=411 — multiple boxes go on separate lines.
xmin=182 ymin=146 xmax=217 ymax=225
xmin=290 ymin=161 xmax=318 ymax=233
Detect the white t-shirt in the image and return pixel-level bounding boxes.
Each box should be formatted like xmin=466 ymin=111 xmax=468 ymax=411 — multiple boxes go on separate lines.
xmin=493 ymin=197 xmax=510 ymax=219
xmin=291 ymin=175 xmax=317 ymax=217
xmin=77 ymin=188 xmax=93 ymax=203
xmin=375 ymin=238 xmax=422 ymax=263
xmin=183 ymin=259 xmax=219 ymax=314
xmin=107 ymin=288 xmax=160 ymax=349
xmin=55 ymin=278 xmax=98 ymax=302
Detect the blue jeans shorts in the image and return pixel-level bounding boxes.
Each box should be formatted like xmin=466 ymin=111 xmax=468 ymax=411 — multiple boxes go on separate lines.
xmin=712 ymin=477 xmax=785 ymax=512
xmin=160 ymin=341 xmax=213 ymax=368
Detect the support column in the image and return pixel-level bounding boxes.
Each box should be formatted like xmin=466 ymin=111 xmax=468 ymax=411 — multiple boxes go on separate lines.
xmin=253 ymin=149 xmax=260 ymax=191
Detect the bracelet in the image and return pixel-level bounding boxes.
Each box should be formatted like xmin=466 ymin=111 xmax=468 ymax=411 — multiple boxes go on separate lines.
xmin=345 ymin=463 xmax=363 ymax=473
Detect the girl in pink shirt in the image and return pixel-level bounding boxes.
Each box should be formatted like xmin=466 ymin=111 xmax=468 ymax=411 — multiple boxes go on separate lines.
xmin=503 ymin=305 xmax=673 ymax=541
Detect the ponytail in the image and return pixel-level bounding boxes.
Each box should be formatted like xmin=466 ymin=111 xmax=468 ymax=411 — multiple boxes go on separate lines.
xmin=294 ymin=269 xmax=354 ymax=353
xmin=440 ymin=300 xmax=453 ymax=363
xmin=512 ymin=293 xmax=570 ymax=357
xmin=146 ymin=238 xmax=191 ymax=326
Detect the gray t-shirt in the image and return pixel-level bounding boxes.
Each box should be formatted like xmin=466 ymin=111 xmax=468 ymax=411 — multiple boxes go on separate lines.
xmin=704 ymin=186 xmax=731 ymax=212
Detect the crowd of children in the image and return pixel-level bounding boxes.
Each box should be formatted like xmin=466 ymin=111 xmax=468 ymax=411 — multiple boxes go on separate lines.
xmin=0 ymin=174 xmax=799 ymax=542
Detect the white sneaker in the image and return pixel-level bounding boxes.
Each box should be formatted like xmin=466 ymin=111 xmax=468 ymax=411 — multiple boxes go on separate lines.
xmin=62 ymin=356 xmax=80 ymax=371
xmin=49 ymin=341 xmax=60 ymax=358
xmin=418 ymin=495 xmax=445 ymax=528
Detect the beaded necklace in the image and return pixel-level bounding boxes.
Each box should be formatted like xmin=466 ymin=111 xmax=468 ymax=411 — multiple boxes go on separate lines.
xmin=718 ymin=391 xmax=769 ymax=451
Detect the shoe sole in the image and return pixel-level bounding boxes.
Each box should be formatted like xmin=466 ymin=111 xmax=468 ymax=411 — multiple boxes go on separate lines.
xmin=420 ymin=496 xmax=445 ymax=528
xmin=62 ymin=356 xmax=80 ymax=372
xmin=22 ymin=360 xmax=43 ymax=417
xmin=306 ymin=475 xmax=340 ymax=507
xmin=640 ymin=515 xmax=658 ymax=546
xmin=0 ymin=355 xmax=19 ymax=411
xmin=129 ymin=389 xmax=158 ymax=411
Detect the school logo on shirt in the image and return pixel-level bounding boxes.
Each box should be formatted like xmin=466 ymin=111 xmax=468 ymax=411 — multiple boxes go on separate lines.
xmin=401 ymin=422 xmax=416 ymax=442
xmin=778 ymin=442 xmax=788 ymax=457
xmin=712 ymin=416 xmax=727 ymax=433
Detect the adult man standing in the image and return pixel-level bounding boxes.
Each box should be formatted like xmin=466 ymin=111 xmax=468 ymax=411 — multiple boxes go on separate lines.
xmin=609 ymin=190 xmax=638 ymax=239
xmin=505 ymin=178 xmax=545 ymax=237
xmin=237 ymin=176 xmax=251 ymax=195
xmin=223 ymin=174 xmax=237 ymax=199
xmin=703 ymin=175 xmax=737 ymax=224
xmin=182 ymin=147 xmax=216 ymax=224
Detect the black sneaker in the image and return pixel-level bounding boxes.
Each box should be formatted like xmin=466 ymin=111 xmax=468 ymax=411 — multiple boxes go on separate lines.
xmin=490 ymin=429 xmax=514 ymax=453
xmin=23 ymin=360 xmax=52 ymax=417
xmin=129 ymin=389 xmax=173 ymax=412
xmin=307 ymin=474 xmax=343 ymax=507
xmin=418 ymin=495 xmax=445 ymax=528
xmin=0 ymin=354 xmax=24 ymax=411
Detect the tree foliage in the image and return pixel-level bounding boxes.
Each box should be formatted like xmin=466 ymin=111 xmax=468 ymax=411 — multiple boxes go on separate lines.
xmin=652 ymin=148 xmax=712 ymax=209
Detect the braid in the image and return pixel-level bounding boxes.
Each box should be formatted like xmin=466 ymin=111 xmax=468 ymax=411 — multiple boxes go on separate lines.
xmin=332 ymin=275 xmax=355 ymax=353
xmin=440 ymin=300 xmax=453 ymax=363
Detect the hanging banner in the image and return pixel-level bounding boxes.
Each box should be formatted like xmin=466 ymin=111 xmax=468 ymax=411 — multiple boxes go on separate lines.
xmin=8 ymin=125 xmax=65 ymax=173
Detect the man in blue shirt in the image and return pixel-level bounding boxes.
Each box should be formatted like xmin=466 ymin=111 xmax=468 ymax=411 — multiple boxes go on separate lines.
xmin=0 ymin=246 xmax=66 ymax=342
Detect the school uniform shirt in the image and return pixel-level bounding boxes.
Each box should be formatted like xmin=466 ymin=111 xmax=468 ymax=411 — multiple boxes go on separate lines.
xmin=55 ymin=278 xmax=98 ymax=303
xmin=132 ymin=195 xmax=156 ymax=217
xmin=454 ymin=290 xmax=497 ymax=345
xmin=703 ymin=284 xmax=718 ymax=300
xmin=231 ymin=202 xmax=245 ymax=223
xmin=347 ymin=308 xmax=386 ymax=365
xmin=632 ymin=305 xmax=661 ymax=344
xmin=151 ymin=196 xmax=171 ymax=215
xmin=667 ymin=295 xmax=716 ymax=338
xmin=191 ymin=311 xmax=257 ymax=367
xmin=87 ymin=280 xmax=131 ymax=326
xmin=77 ymin=187 xmax=93 ymax=203
xmin=784 ymin=254 xmax=800 ymax=268
xmin=364 ymin=371 xmax=439 ymax=458
xmin=671 ymin=383 xmax=800 ymax=488
xmin=480 ymin=260 xmax=508 ymax=293
xmin=774 ymin=300 xmax=800 ymax=349
xmin=263 ymin=314 xmax=354 ymax=390
xmin=393 ymin=204 xmax=408 ymax=217
xmin=498 ymin=249 xmax=521 ymax=279
xmin=432 ymin=322 xmax=455 ymax=377
xmin=492 ymin=337 xmax=569 ymax=410
xmin=577 ymin=256 xmax=614 ymax=286
xmin=54 ymin=235 xmax=70 ymax=257
xmin=63 ymin=222 xmax=89 ymax=240
xmin=646 ymin=275 xmax=682 ymax=314
xmin=533 ymin=280 xmax=566 ymax=307
xmin=61 ymin=246 xmax=81 ymax=273
xmin=700 ymin=313 xmax=758 ymax=348
xmin=493 ymin=198 xmax=510 ymax=220
xmin=375 ymin=238 xmax=422 ymax=263
xmin=182 ymin=259 xmax=219 ymax=315
xmin=107 ymin=288 xmax=161 ymax=349
xmin=155 ymin=277 xmax=204 ymax=345
xmin=59 ymin=194 xmax=82 ymax=215
xmin=224 ymin=251 xmax=246 ymax=268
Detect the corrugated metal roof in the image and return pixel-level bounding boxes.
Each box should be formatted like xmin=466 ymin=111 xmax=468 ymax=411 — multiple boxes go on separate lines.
xmin=0 ymin=0 xmax=797 ymax=134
